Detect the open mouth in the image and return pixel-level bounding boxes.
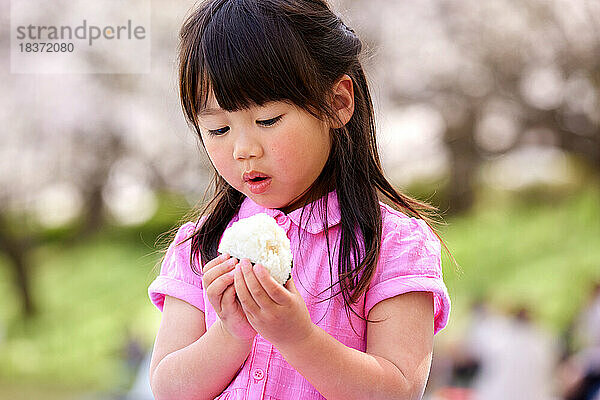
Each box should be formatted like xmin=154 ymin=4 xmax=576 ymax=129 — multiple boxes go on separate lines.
xmin=246 ymin=175 xmax=272 ymax=194
xmin=250 ymin=177 xmax=269 ymax=182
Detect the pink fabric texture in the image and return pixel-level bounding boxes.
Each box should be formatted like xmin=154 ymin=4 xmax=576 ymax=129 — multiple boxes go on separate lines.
xmin=148 ymin=190 xmax=451 ymax=399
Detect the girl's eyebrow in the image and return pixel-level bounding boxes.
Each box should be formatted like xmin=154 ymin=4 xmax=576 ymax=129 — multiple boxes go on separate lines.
xmin=199 ymin=108 xmax=224 ymax=117
xmin=199 ymin=102 xmax=283 ymax=118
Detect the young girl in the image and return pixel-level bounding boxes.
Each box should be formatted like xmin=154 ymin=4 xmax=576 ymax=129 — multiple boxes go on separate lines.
xmin=148 ymin=0 xmax=453 ymax=399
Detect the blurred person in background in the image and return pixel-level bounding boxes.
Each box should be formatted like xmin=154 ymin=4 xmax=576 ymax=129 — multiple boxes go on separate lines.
xmin=459 ymin=300 xmax=561 ymax=400
xmin=559 ymin=281 xmax=600 ymax=400
xmin=573 ymin=282 xmax=600 ymax=350
xmin=426 ymin=299 xmax=484 ymax=400
xmin=123 ymin=328 xmax=145 ymax=387
xmin=126 ymin=350 xmax=154 ymax=400
xmin=424 ymin=343 xmax=458 ymax=399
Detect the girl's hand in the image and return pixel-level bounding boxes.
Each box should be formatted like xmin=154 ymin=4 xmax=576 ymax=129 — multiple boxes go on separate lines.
xmin=233 ymin=258 xmax=315 ymax=349
xmin=202 ymin=253 xmax=257 ymax=343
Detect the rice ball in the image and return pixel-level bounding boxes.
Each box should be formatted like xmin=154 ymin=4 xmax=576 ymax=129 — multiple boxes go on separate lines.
xmin=218 ymin=213 xmax=293 ymax=285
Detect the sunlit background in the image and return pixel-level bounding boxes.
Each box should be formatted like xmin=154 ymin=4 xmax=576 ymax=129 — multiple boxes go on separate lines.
xmin=1 ymin=0 xmax=599 ymax=399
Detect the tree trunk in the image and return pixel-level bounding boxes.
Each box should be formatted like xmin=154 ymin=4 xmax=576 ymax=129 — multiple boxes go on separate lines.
xmin=0 ymin=213 xmax=36 ymax=317
xmin=80 ymin=183 xmax=105 ymax=237
xmin=443 ymin=111 xmax=479 ymax=215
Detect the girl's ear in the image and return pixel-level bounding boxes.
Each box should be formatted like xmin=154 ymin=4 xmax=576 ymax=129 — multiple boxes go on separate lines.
xmin=329 ymin=74 xmax=355 ymax=129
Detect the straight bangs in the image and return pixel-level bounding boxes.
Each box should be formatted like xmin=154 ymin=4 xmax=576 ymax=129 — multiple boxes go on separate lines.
xmin=179 ymin=1 xmax=325 ymax=136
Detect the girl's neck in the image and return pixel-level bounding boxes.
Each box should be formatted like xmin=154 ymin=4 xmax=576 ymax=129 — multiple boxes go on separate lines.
xmin=277 ymin=180 xmax=335 ymax=215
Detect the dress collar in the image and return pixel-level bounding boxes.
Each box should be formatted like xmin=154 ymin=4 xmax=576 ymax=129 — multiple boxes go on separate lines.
xmin=237 ymin=189 xmax=341 ymax=234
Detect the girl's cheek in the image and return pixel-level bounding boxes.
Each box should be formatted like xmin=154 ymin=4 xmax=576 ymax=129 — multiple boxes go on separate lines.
xmin=206 ymin=143 xmax=230 ymax=165
xmin=272 ymin=152 xmax=294 ymax=175
xmin=270 ymin=138 xmax=296 ymax=162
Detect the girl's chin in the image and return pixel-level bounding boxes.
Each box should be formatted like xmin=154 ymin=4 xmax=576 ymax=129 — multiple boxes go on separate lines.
xmin=245 ymin=193 xmax=290 ymax=210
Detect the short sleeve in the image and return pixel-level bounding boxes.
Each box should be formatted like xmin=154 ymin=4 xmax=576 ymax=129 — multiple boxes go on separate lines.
xmin=148 ymin=219 xmax=206 ymax=313
xmin=365 ymin=211 xmax=451 ymax=335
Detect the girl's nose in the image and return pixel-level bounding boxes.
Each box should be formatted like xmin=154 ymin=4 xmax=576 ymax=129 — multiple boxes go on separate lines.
xmin=233 ymin=133 xmax=263 ymax=160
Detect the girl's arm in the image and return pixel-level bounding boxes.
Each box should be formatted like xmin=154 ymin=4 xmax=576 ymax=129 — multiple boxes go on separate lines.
xmin=276 ymin=291 xmax=435 ymax=400
xmin=149 ymin=295 xmax=254 ymax=400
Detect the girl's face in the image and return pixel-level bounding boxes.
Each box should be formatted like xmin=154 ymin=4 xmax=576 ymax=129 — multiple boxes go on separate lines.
xmin=198 ymin=91 xmax=332 ymax=213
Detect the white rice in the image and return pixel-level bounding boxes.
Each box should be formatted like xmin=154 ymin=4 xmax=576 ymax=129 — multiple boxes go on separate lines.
xmin=218 ymin=213 xmax=293 ymax=285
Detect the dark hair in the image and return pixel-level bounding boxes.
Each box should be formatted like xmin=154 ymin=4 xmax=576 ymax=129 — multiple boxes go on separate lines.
xmin=167 ymin=0 xmax=458 ymax=330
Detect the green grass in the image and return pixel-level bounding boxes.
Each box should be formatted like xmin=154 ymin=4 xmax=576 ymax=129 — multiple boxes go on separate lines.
xmin=0 ymin=191 xmax=191 ymax=393
xmin=439 ymin=185 xmax=600 ymax=340
xmin=0 ymin=236 xmax=162 ymax=392
xmin=0 ymin=186 xmax=598 ymax=392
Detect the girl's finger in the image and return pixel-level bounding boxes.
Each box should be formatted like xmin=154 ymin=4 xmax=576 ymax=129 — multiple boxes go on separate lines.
xmin=205 ymin=270 xmax=236 ymax=313
xmin=241 ymin=260 xmax=275 ymax=308
xmin=220 ymin=284 xmax=237 ymax=312
xmin=253 ymin=263 xmax=289 ymax=305
xmin=202 ymin=257 xmax=237 ymax=289
xmin=202 ymin=253 xmax=230 ymax=273
xmin=234 ymin=263 xmax=259 ymax=316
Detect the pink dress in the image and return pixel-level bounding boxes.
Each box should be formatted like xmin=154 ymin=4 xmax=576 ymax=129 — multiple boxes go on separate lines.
xmin=148 ymin=189 xmax=451 ymax=400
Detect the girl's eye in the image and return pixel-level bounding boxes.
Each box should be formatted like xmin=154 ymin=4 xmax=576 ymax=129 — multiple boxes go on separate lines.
xmin=207 ymin=126 xmax=229 ymax=136
xmin=258 ymin=115 xmax=283 ymax=127
xmin=206 ymin=115 xmax=282 ymax=136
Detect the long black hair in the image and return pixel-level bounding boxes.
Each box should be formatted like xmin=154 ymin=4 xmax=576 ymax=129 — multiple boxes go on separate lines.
xmin=167 ymin=0 xmax=457 ymax=328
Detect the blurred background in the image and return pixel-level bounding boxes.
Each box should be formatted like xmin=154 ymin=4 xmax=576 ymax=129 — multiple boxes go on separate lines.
xmin=1 ymin=0 xmax=599 ymax=399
